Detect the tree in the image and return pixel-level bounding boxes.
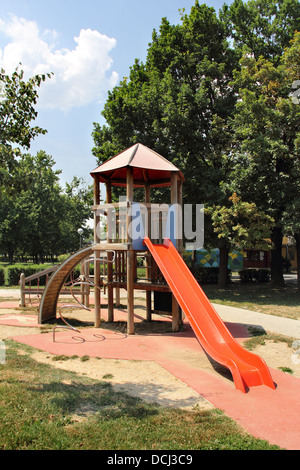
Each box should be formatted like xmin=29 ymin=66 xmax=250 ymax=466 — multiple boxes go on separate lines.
xmin=92 ymin=2 xmax=239 ymax=208
xmin=92 ymin=1 xmax=300 ymax=287
xmin=0 ymin=67 xmax=94 ymax=262
xmin=280 ymin=32 xmax=300 ymax=289
xmin=0 ymin=153 xmax=93 ymax=262
xmin=221 ymin=0 xmax=300 ymax=64
xmin=0 ymin=151 xmax=62 ymax=262
xmin=229 ymin=34 xmax=300 ymax=285
xmin=59 ymin=177 xmax=93 ymax=254
xmin=0 ymin=67 xmax=52 ymax=186
xmin=206 ymin=193 xmax=274 ymax=287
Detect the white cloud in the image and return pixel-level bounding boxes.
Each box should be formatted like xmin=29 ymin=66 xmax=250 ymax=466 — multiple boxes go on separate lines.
xmin=0 ymin=15 xmax=119 ymax=111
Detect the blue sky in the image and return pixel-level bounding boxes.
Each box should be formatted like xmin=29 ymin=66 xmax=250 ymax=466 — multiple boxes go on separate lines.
xmin=0 ymin=0 xmax=229 ymax=186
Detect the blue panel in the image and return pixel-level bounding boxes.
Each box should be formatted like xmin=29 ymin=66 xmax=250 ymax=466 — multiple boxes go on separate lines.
xmin=164 ymin=204 xmax=177 ymax=248
xmin=131 ymin=203 xmax=145 ymax=250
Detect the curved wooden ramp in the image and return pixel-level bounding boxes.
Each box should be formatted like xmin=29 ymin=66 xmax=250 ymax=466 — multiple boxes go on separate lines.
xmin=38 ymin=245 xmax=93 ymax=324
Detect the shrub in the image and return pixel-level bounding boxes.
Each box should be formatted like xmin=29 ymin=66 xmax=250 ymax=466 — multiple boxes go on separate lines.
xmin=6 ymin=264 xmax=53 ymax=286
xmin=0 ymin=267 xmax=5 ymax=286
xmin=239 ymin=268 xmax=270 ymax=283
xmin=190 ymin=266 xmax=231 ymax=285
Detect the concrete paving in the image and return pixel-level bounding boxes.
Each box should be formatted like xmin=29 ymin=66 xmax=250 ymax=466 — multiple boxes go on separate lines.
xmin=1 ymin=287 xmax=300 ymax=339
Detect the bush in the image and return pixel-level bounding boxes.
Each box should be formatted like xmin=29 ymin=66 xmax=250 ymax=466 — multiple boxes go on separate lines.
xmin=191 ymin=266 xmax=231 ymax=285
xmin=239 ymin=268 xmax=270 ymax=283
xmin=2 ymin=261 xmax=96 ymax=287
xmin=6 ymin=264 xmax=53 ymax=286
xmin=0 ymin=267 xmax=5 ymax=286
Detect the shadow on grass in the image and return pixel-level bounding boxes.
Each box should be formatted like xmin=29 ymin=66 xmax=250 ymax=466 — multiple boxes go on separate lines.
xmin=30 ymin=379 xmax=162 ymax=421
xmin=203 ymin=282 xmax=300 ymax=318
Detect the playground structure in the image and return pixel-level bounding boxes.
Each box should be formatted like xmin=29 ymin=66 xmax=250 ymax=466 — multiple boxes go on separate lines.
xmin=38 ymin=143 xmax=276 ymax=393
xmin=39 ymin=143 xmax=185 ymax=333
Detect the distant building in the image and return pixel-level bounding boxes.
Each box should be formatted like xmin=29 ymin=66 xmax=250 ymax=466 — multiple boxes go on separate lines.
xmin=186 ymin=236 xmax=297 ymax=272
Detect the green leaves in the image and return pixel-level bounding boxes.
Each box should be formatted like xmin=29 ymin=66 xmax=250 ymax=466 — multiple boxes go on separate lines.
xmin=92 ymin=3 xmax=238 ymax=207
xmin=221 ymin=0 xmax=300 ymax=63
xmin=0 ymin=67 xmax=52 ymax=149
xmin=231 ymin=36 xmax=300 ymax=225
xmin=206 ymin=193 xmax=274 ymax=251
xmin=90 ymin=0 xmax=299 ymax=284
xmin=0 ymin=152 xmax=93 ymax=262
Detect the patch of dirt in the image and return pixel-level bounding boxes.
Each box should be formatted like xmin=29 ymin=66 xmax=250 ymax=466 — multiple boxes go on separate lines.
xmin=253 ymin=340 xmax=300 ymax=378
xmin=29 ymin=350 xmax=213 ymax=411
xmin=1 ymin=296 xmax=299 ymax=411
xmin=0 ymin=325 xmax=41 ymax=339
xmin=0 ymin=309 xmax=212 ymax=411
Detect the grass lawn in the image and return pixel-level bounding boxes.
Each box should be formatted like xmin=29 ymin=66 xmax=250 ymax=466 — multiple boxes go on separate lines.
xmin=203 ymin=282 xmax=300 ymax=320
xmin=0 ymin=340 xmax=281 ymax=451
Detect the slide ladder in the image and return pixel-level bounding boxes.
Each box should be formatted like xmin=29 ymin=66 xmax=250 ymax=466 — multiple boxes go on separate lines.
xmin=144 ymin=237 xmax=275 ymax=393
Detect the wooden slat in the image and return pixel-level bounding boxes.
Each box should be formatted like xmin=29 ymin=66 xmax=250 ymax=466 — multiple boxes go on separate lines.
xmin=92 ymin=243 xmax=130 ymax=251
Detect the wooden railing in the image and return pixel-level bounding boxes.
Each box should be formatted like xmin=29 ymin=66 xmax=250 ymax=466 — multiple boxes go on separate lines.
xmin=92 ymin=201 xmax=172 ymax=245
xmin=19 ymin=263 xmax=88 ymax=307
xmin=19 ymin=266 xmax=57 ymax=307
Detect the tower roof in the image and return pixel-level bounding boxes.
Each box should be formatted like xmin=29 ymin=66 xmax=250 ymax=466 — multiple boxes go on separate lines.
xmin=90 ymin=143 xmax=184 ymax=187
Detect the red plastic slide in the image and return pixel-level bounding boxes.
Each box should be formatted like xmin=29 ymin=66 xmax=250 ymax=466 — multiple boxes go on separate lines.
xmin=144 ymin=237 xmax=276 ymax=393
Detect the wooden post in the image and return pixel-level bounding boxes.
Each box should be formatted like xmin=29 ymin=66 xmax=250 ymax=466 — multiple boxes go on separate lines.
xmin=93 ymin=175 xmax=101 ymax=328
xmin=170 ymin=173 xmax=178 ymax=206
xmin=177 ymin=177 xmax=183 ymax=324
xmin=106 ymin=181 xmax=114 ymax=322
xmin=145 ymin=183 xmax=152 ymax=321
xmin=80 ymin=261 xmax=85 ymax=306
xmin=177 ymin=178 xmax=183 ymax=253
xmin=114 ymin=251 xmax=120 ymax=307
xmin=172 ymin=293 xmax=180 ymax=332
xmin=20 ymin=273 xmax=25 ymax=307
xmin=115 ymin=287 xmax=120 ymax=307
xmin=171 ymin=172 xmax=180 ymax=332
xmin=126 ymin=167 xmax=134 ymax=334
xmin=84 ymin=260 xmax=90 ymax=308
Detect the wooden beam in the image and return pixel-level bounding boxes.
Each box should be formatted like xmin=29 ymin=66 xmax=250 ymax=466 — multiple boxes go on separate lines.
xmin=91 ymin=202 xmax=127 ymax=211
xmin=106 ymin=180 xmax=114 ymax=322
xmin=92 ymin=243 xmax=129 ymax=251
xmin=106 ymin=178 xmax=172 ymax=187
xmin=172 ymin=294 xmax=180 ymax=332
xmin=170 ymin=172 xmax=178 ymax=205
xmin=94 ymin=250 xmax=101 ymax=328
xmin=177 ymin=179 xmax=183 ymax=252
xmin=126 ymin=167 xmax=134 ymax=245
xmin=142 ymin=168 xmax=149 ymax=184
xmin=170 ymin=172 xmax=181 ymax=332
xmin=126 ymin=167 xmax=134 ymax=334
xmin=144 ymin=183 xmax=152 ymax=320
xmin=93 ymin=175 xmax=101 ymax=327
xmin=93 ymin=175 xmax=101 ymax=244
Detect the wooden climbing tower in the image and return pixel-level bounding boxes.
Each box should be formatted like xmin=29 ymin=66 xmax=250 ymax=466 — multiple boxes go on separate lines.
xmin=91 ymin=143 xmax=184 ymax=334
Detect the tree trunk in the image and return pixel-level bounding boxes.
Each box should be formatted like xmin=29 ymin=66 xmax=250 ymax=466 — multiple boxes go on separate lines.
xmin=8 ymin=244 xmax=14 ymax=264
xmin=294 ymin=233 xmax=300 ymax=292
xmin=270 ymin=227 xmax=285 ymax=286
xmin=218 ymin=245 xmax=229 ymax=288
